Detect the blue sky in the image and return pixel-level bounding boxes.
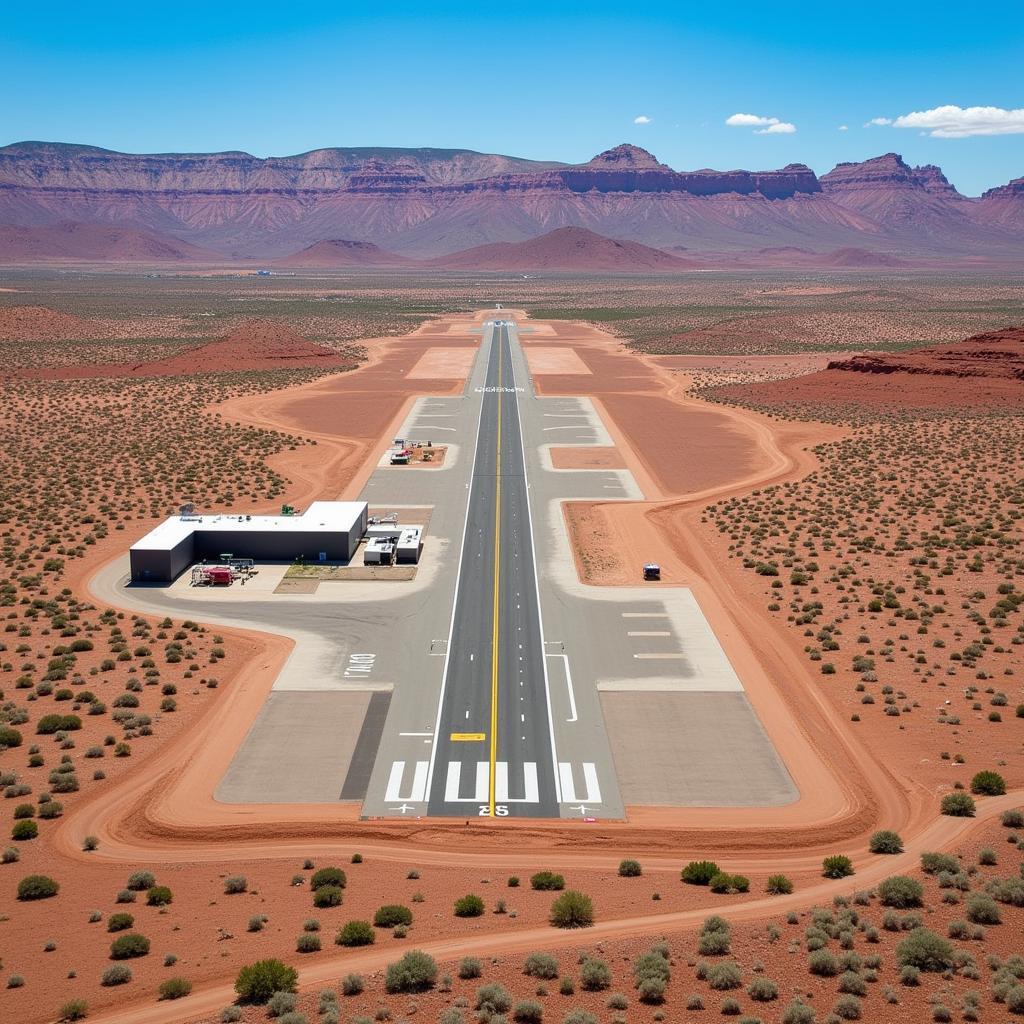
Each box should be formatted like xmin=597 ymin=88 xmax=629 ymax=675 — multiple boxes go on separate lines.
xmin=2 ymin=1 xmax=1022 ymax=194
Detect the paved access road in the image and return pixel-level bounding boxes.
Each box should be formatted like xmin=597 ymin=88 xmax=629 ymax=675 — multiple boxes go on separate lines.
xmin=427 ymin=324 xmax=559 ymax=817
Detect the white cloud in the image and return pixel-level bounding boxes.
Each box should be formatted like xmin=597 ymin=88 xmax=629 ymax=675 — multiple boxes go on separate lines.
xmin=891 ymin=105 xmax=1024 ymax=138
xmin=726 ymin=112 xmax=796 ymax=134
xmin=865 ymin=117 xmax=892 ymax=127
xmin=633 ymin=115 xmax=652 ymax=125
xmin=838 ymin=125 xmax=849 ymax=132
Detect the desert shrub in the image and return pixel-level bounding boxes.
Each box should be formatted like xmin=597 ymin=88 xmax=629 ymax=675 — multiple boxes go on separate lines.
xmin=101 ymin=964 xmax=132 ymax=986
xmin=310 ymin=867 xmax=346 ymax=890
xmin=896 ymin=929 xmax=954 ymax=971
xmin=550 ymin=890 xmax=593 ymax=928
xmin=454 ymin=894 xmax=485 ymax=917
xmin=634 ymin=948 xmax=671 ymax=992
xmin=941 ymin=792 xmax=976 ymax=817
xmin=126 ymin=870 xmax=156 ymax=891
xmin=107 ymin=912 xmax=134 ymax=932
xmin=809 ymin=949 xmax=839 ymax=977
xmin=698 ymin=931 xmax=731 ymax=956
xmin=878 ymin=876 xmax=924 ymax=908
xmin=978 ymin=847 xmax=997 ymax=866
xmin=475 ymin=982 xmax=513 ymax=1013
xmin=0 ymin=726 xmax=22 ymax=749
xmin=869 ymin=830 xmax=903 ymax=854
xmin=384 ymin=950 xmax=437 ymax=993
xmin=267 ymin=991 xmax=297 ymax=1016
xmin=224 ymin=875 xmax=247 ymax=894
xmin=1001 ymin=809 xmax=1024 ymax=828
xmin=707 ymin=963 xmax=742 ymax=990
xmin=970 ymin=770 xmax=1006 ymax=796
xmin=341 ymin=973 xmax=364 ymax=995
xmin=512 ymin=1000 xmax=543 ymax=1023
xmin=1005 ymin=986 xmax=1024 ymax=1014
xmin=146 ymin=885 xmax=172 ymax=906
xmin=781 ymin=999 xmax=815 ymax=1024
xmin=11 ymin=819 xmax=38 ymax=841
xmin=580 ymin=959 xmax=611 ymax=991
xmin=618 ymin=859 xmax=642 ymax=877
xmin=833 ymin=994 xmax=862 ymax=1020
xmin=457 ymin=957 xmax=483 ymax=980
xmin=823 ymin=855 xmax=855 ymax=879
xmin=710 ymin=872 xmax=750 ymax=894
xmin=965 ymin=895 xmax=1001 ymax=924
xmin=525 ymin=953 xmax=560 ymax=979
xmin=987 ymin=877 xmax=1024 ymax=907
xmin=158 ymin=978 xmax=192 ymax=1000
xmin=637 ymin=977 xmax=666 ymax=1004
xmin=681 ymin=860 xmax=720 ymax=885
xmin=336 ymin=920 xmax=375 ymax=946
xmin=234 ymin=960 xmax=297 ymax=1003
xmin=838 ymin=971 xmax=867 ymax=996
xmin=312 ymin=884 xmax=343 ymax=908
xmin=606 ymin=993 xmax=628 ymax=1010
xmin=374 ymin=904 xmax=412 ymax=928
xmin=58 ymin=999 xmax=88 ymax=1021
xmin=296 ymin=932 xmax=321 ymax=953
xmin=17 ymin=873 xmax=59 ymax=900
xmin=766 ymin=874 xmax=793 ymax=895
xmin=921 ymin=852 xmax=959 ymax=874
xmin=562 ymin=1011 xmax=596 ymax=1024
xmin=747 ymin=976 xmax=778 ymax=1001
xmin=109 ymin=933 xmax=150 ymax=959
xmin=530 ymin=871 xmax=565 ymax=891
xmin=36 ymin=714 xmax=81 ymax=734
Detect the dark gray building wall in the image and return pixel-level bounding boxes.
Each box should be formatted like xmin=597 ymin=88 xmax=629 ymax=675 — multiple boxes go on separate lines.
xmin=130 ymin=533 xmax=195 ymax=583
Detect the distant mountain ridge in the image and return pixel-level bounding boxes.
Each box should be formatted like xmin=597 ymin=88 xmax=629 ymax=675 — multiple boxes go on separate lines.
xmin=0 ymin=142 xmax=1020 ymax=261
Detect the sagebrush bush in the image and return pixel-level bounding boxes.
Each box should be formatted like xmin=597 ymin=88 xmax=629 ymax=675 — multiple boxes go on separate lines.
xmin=158 ymin=977 xmax=192 ymax=1000
xmin=384 ymin=951 xmax=437 ymax=993
xmin=549 ymin=890 xmax=593 ymax=928
xmin=618 ymin=859 xmax=642 ymax=877
xmin=878 ymin=876 xmax=924 ymax=909
xmin=336 ymin=920 xmax=374 ymax=947
xmin=896 ymin=929 xmax=954 ymax=971
xmin=374 ymin=904 xmax=413 ymax=928
xmin=530 ymin=871 xmax=565 ymax=891
xmin=454 ymin=894 xmax=485 ymax=917
xmin=17 ymin=874 xmax=59 ymax=900
xmin=109 ymin=933 xmax=150 ymax=960
xmin=681 ymin=860 xmax=719 ymax=885
xmin=234 ymin=959 xmax=297 ymax=1003
xmin=524 ymin=952 xmax=559 ymax=979
xmin=869 ymin=830 xmax=904 ymax=854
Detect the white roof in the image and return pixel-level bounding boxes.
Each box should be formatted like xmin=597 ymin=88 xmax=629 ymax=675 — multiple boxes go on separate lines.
xmin=131 ymin=501 xmax=367 ymax=553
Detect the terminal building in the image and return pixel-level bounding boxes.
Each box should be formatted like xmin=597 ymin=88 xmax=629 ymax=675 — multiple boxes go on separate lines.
xmin=129 ymin=501 xmax=369 ymax=583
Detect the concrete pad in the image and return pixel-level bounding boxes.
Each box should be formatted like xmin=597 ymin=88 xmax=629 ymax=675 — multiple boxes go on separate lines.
xmin=600 ymin=691 xmax=797 ymax=807
xmin=217 ymin=690 xmax=390 ymax=803
xmin=525 ymin=347 xmax=591 ymax=374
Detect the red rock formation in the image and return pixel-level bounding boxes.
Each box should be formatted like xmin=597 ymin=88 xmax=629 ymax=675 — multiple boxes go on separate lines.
xmin=271 ymin=239 xmax=414 ymax=267
xmin=0 ymin=142 xmax=1019 ymax=260
xmin=0 ymin=220 xmax=212 ymax=262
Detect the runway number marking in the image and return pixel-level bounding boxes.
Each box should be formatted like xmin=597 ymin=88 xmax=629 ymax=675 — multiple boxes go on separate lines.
xmin=344 ymin=653 xmax=376 ymax=678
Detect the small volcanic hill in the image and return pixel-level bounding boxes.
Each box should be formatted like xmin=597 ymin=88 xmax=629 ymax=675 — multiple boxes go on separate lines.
xmin=271 ymin=239 xmax=414 ymax=267
xmin=0 ymin=220 xmax=212 ymax=262
xmin=720 ymin=326 xmax=1024 ymax=411
xmin=430 ymin=227 xmax=699 ymax=272
xmin=12 ymin=320 xmax=359 ymax=380
xmin=0 ymin=304 xmax=110 ymax=341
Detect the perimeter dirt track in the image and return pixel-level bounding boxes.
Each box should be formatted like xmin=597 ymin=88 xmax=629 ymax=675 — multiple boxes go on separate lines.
xmin=60 ymin=308 xmax=1021 ymax=1024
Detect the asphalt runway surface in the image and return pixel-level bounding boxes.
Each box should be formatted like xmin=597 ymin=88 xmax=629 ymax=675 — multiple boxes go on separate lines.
xmin=426 ymin=323 xmax=559 ymax=817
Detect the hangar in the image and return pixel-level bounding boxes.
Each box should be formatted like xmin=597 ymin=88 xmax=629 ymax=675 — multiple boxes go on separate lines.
xmin=129 ymin=501 xmax=368 ymax=583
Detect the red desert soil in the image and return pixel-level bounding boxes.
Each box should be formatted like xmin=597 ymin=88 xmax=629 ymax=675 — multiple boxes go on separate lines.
xmin=0 ymin=303 xmax=110 ymax=341
xmin=430 ymin=226 xmax=700 ymax=272
xmin=721 ymin=325 xmax=1024 ymax=410
xmin=9 ymin=320 xmax=364 ymax=380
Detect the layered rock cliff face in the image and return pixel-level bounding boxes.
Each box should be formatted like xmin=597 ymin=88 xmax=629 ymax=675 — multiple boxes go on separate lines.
xmin=0 ymin=142 xmax=1019 ymax=260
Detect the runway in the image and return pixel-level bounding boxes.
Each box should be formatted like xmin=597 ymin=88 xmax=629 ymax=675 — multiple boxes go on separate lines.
xmin=426 ymin=323 xmax=559 ymax=817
